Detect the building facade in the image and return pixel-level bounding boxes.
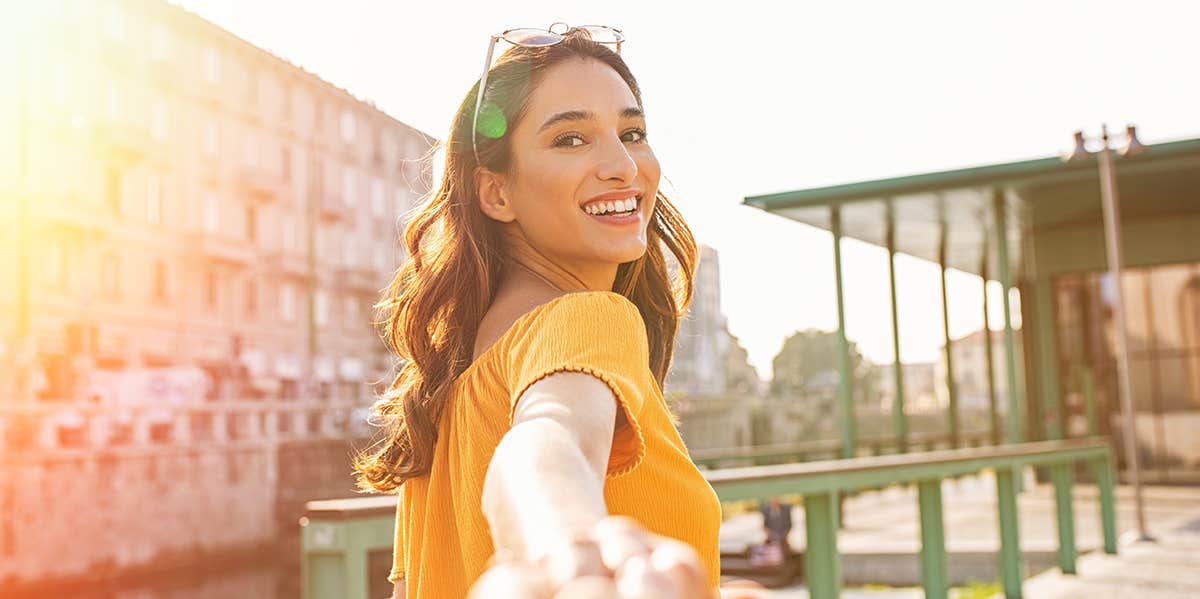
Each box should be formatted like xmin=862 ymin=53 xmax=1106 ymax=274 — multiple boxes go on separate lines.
xmin=665 ymin=244 xmax=762 ymax=451
xmin=1 ymin=0 xmax=435 ymax=404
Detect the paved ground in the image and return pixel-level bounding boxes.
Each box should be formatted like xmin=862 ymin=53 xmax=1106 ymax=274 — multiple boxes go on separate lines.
xmin=718 ymin=473 xmax=1200 ymax=596
xmin=1016 ymin=511 xmax=1200 ymax=598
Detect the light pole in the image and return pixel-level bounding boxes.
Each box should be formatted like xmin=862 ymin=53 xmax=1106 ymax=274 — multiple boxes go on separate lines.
xmin=1065 ymin=124 xmax=1152 ymax=542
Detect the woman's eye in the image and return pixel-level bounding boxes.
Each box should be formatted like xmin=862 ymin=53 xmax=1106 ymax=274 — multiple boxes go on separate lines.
xmin=552 ymin=129 xmax=648 ymax=148
xmin=623 ymin=128 xmax=648 ymax=143
xmin=552 ymin=133 xmax=585 ymax=147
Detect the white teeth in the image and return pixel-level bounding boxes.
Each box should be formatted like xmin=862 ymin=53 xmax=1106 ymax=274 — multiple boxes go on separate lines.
xmin=585 ymin=196 xmax=638 ymax=215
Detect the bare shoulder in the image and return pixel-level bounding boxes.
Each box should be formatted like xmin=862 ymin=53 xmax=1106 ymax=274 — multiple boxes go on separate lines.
xmin=473 ymin=287 xmax=570 ymax=360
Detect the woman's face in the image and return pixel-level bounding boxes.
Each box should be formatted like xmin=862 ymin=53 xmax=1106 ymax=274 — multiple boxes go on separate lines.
xmin=489 ymin=57 xmax=660 ymax=278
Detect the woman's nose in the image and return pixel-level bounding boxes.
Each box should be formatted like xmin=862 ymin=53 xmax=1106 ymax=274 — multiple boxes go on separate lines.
xmin=595 ymin=136 xmax=638 ymax=183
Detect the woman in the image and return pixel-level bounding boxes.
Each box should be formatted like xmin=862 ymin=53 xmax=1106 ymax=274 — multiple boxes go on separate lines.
xmin=355 ymin=25 xmax=759 ymax=598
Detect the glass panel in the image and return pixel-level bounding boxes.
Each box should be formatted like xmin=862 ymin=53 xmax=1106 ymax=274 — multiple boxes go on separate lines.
xmin=1128 ymin=356 xmax=1156 ymax=413
xmin=1148 ymin=265 xmax=1193 ymax=352
xmin=1159 ymin=356 xmax=1197 ymax=412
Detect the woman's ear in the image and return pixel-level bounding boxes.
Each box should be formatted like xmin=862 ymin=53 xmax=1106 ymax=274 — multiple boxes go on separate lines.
xmin=474 ymin=167 xmax=516 ymax=223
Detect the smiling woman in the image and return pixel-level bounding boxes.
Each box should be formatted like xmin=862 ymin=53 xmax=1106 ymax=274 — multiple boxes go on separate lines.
xmin=352 ymin=25 xmax=747 ymax=599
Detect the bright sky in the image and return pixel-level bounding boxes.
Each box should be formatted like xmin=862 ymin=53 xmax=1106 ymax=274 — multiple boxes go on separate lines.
xmin=175 ymin=0 xmax=1199 ymax=382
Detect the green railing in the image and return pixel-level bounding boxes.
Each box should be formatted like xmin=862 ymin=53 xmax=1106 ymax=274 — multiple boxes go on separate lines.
xmin=691 ymin=430 xmax=995 ymax=469
xmin=299 ymin=438 xmax=1116 ymax=599
xmin=706 ymin=437 xmax=1117 ymax=599
xmin=299 ymin=495 xmax=395 ymax=599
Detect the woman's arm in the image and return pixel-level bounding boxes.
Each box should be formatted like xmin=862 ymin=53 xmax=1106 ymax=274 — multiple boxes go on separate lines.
xmin=391 ymin=578 xmax=404 ymax=599
xmin=481 ymin=370 xmax=617 ymax=567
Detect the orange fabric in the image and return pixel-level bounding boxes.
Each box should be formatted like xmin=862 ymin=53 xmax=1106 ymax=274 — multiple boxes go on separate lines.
xmin=389 ymin=291 xmax=722 ymax=598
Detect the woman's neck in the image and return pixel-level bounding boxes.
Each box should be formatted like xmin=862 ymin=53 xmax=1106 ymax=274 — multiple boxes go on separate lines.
xmin=498 ymin=226 xmax=616 ymax=293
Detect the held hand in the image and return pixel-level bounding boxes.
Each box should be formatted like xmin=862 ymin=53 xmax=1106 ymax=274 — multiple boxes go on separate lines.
xmin=468 ymin=515 xmax=718 ymax=599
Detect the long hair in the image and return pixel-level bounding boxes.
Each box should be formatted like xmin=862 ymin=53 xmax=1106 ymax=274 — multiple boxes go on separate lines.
xmin=354 ymin=28 xmax=699 ymax=493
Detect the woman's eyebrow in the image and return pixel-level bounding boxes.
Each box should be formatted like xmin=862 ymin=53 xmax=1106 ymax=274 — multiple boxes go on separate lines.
xmin=537 ymin=107 xmax=645 ymax=134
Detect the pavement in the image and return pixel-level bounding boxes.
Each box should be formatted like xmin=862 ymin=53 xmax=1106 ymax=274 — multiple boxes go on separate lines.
xmin=718 ymin=471 xmax=1200 ymax=595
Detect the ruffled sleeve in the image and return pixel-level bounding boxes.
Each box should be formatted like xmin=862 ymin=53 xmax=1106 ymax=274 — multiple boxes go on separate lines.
xmin=502 ymin=291 xmax=650 ymax=478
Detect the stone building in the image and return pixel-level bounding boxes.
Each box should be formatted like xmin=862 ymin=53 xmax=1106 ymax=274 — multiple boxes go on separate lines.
xmin=0 ymin=0 xmax=435 ymax=404
xmin=665 ymin=244 xmax=762 ymax=451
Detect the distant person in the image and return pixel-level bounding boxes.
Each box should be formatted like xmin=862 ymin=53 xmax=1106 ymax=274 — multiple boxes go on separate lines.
xmin=761 ymin=497 xmax=793 ymax=557
xmin=353 ymin=23 xmax=766 ymax=599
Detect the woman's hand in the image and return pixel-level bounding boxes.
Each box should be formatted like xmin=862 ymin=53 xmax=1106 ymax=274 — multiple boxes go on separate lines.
xmin=468 ymin=515 xmax=718 ymax=599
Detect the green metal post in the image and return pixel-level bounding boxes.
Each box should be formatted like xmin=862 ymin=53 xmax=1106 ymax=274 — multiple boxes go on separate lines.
xmin=917 ymin=479 xmax=949 ymax=599
xmin=831 ymin=206 xmax=857 ymax=459
xmin=1051 ymin=463 xmax=1077 ymax=574
xmin=804 ymin=491 xmax=843 ymax=599
xmin=938 ymin=210 xmax=960 ymax=448
xmin=982 ymin=258 xmax=1001 ymax=446
xmin=992 ymin=191 xmax=1023 ymax=445
xmin=996 ymin=466 xmax=1024 ymax=599
xmin=886 ymin=200 xmax=908 ymax=453
xmin=1031 ymin=280 xmax=1064 ymax=441
xmin=1090 ymin=456 xmax=1118 ymax=554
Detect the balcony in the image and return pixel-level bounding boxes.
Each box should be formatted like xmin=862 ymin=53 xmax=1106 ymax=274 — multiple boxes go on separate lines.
xmin=193 ymin=233 xmax=255 ymax=265
xmin=334 ymin=265 xmax=382 ymax=293
xmin=263 ymin=250 xmax=310 ymax=278
xmin=90 ymin=120 xmax=163 ymax=167
xmin=237 ymin=165 xmax=285 ymax=203
xmin=318 ymin=191 xmax=351 ymax=222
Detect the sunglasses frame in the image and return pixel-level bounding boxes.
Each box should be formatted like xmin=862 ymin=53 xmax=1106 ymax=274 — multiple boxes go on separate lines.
xmin=471 ymin=23 xmax=624 ymax=164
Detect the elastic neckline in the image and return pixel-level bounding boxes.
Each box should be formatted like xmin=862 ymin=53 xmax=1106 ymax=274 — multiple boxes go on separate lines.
xmin=454 ymin=290 xmax=626 ymax=382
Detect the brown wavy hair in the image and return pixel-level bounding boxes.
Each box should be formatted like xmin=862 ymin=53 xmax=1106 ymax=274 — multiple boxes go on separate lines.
xmin=353 ymin=28 xmax=699 ymax=493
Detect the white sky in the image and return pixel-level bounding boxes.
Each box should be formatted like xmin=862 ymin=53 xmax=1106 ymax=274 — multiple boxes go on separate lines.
xmin=175 ymin=0 xmax=1200 ymax=382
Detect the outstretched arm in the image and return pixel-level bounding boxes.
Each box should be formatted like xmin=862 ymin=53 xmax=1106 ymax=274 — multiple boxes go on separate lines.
xmin=476 ymin=370 xmax=710 ymax=597
xmin=481 ymin=370 xmax=615 ymax=565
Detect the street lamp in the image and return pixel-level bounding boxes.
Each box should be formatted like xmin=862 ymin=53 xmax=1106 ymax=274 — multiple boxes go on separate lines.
xmin=1064 ymin=124 xmax=1153 ymax=543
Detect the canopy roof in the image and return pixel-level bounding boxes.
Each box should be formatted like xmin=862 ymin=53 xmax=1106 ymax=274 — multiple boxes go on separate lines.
xmin=743 ymin=137 xmax=1200 ymax=277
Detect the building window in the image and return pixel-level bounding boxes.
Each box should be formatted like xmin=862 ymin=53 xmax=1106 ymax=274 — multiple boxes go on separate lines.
xmin=244 ymin=129 xmax=259 ymax=167
xmin=315 ymin=289 xmax=329 ymax=326
xmin=203 ymin=46 xmax=220 ymax=83
xmin=246 ymin=280 xmax=257 ymax=317
xmin=204 ymin=191 xmax=220 ymax=233
xmin=373 ymin=245 xmax=388 ymax=272
xmin=370 ymin=177 xmax=385 ymax=216
xmin=393 ymin=186 xmax=407 ymax=217
xmin=340 ymin=109 xmax=355 ymax=143
xmin=245 ymin=205 xmax=257 ymax=242
xmin=344 ymin=295 xmax=359 ymax=327
xmin=205 ymin=269 xmax=218 ymax=310
xmin=151 ymin=101 xmax=168 ymax=141
xmin=153 ymin=261 xmax=167 ymax=303
xmin=106 ymin=81 xmax=123 ymax=123
xmin=105 ymin=4 xmax=124 ymax=40
xmin=43 ymin=240 xmax=65 ymax=289
xmin=106 ymin=167 xmax=123 ymax=213
xmin=342 ymin=168 xmax=356 ymax=206
xmin=281 ymin=283 xmax=296 ymax=322
xmin=150 ymin=22 xmax=171 ymax=61
xmin=146 ymin=174 xmax=162 ymax=225
xmin=282 ymin=215 xmax=298 ymax=252
xmin=202 ymin=118 xmax=219 ymax=156
xmin=281 ymin=146 xmax=292 ymax=183
xmin=343 ymin=237 xmax=357 ymax=267
xmin=101 ymin=253 xmax=120 ymax=298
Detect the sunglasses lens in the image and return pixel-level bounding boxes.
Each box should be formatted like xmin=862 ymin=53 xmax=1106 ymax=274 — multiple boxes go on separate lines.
xmin=577 ymin=26 xmax=624 ymax=44
xmin=502 ymin=29 xmax=562 ymax=46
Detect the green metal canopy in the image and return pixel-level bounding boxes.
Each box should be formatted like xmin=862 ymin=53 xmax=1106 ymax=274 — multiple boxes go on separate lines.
xmin=743 ymin=137 xmax=1200 ymax=277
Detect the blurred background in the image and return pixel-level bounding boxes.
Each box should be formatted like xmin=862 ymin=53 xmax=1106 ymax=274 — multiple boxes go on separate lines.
xmin=1 ymin=1 xmax=1198 ymax=598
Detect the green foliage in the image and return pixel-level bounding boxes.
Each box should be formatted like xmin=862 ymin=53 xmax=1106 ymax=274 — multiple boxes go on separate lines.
xmin=770 ymin=329 xmax=881 ymax=406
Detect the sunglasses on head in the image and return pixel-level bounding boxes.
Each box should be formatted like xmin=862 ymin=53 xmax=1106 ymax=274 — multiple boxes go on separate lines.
xmin=471 ymin=22 xmax=625 ymax=164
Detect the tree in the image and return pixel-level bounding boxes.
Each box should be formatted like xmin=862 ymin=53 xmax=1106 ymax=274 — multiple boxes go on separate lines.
xmin=770 ymin=329 xmax=880 ymax=406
